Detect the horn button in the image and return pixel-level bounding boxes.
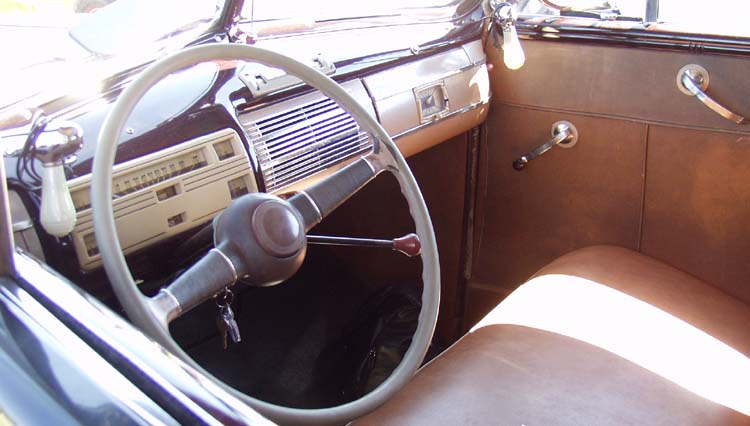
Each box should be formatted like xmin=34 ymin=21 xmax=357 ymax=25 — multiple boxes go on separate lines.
xmin=213 ymin=193 xmax=306 ymax=287
xmin=252 ymin=200 xmax=305 ymax=258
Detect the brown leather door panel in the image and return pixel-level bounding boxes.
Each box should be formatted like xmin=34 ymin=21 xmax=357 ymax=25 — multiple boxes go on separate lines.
xmin=642 ymin=126 xmax=750 ymax=302
xmin=469 ymin=39 xmax=750 ymax=327
xmin=488 ymin=41 xmax=750 ymax=131
xmin=473 ymin=105 xmax=646 ymax=286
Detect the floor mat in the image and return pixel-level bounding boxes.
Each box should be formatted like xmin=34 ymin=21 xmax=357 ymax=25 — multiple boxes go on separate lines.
xmin=171 ymin=246 xmax=391 ymax=408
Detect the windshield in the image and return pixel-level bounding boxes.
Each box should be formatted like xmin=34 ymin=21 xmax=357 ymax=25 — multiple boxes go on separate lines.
xmin=70 ymin=0 xmax=218 ymax=56
xmin=0 ymin=0 xmax=219 ymax=108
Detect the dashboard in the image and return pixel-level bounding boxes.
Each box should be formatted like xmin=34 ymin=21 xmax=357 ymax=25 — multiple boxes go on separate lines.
xmin=67 ymin=128 xmax=255 ymax=270
xmin=6 ymin=32 xmax=489 ymax=289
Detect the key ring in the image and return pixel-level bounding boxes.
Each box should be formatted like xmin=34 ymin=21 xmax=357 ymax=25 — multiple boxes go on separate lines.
xmin=215 ymin=287 xmax=234 ymax=308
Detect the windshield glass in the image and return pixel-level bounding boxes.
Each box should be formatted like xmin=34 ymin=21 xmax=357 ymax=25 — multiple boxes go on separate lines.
xmin=0 ymin=0 xmax=218 ymax=108
xmin=242 ymin=0 xmax=462 ymax=22
xmin=1 ymin=0 xmax=219 ymax=69
xmin=70 ymin=0 xmax=218 ymax=56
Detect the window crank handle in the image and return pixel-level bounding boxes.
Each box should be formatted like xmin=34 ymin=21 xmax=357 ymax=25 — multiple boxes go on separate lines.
xmin=677 ymin=64 xmax=747 ymax=125
xmin=513 ymin=121 xmax=579 ymax=171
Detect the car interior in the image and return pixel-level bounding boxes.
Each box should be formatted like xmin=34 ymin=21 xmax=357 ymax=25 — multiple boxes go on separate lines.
xmin=2 ymin=0 xmax=750 ymax=424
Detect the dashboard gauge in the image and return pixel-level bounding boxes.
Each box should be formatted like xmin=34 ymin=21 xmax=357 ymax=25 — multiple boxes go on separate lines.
xmin=213 ymin=139 xmax=236 ymax=161
xmin=67 ymin=129 xmax=257 ymax=271
xmin=414 ymin=81 xmax=450 ymax=123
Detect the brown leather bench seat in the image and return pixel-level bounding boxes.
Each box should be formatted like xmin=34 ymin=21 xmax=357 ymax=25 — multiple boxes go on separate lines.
xmin=355 ymin=246 xmax=750 ymax=425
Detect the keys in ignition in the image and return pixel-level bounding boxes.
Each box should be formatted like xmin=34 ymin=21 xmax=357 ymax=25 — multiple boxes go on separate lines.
xmin=216 ymin=288 xmax=241 ymax=349
xmin=221 ymin=304 xmax=241 ymax=347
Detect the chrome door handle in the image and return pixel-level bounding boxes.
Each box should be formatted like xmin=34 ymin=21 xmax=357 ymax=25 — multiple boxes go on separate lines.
xmin=677 ymin=64 xmax=747 ymax=125
xmin=512 ymin=121 xmax=579 ymax=171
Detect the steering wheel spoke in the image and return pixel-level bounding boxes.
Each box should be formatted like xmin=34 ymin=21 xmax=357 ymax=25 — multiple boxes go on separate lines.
xmin=150 ymin=248 xmax=240 ymax=325
xmin=289 ymin=155 xmax=384 ymax=231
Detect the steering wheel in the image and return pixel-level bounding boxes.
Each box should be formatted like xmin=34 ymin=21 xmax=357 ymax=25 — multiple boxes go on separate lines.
xmin=91 ymin=43 xmax=440 ymax=425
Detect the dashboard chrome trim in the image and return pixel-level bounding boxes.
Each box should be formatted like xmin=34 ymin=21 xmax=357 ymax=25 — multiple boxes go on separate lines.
xmin=393 ymin=99 xmax=490 ymax=140
xmin=364 ymin=41 xmax=489 ymax=139
xmin=239 ymin=80 xmax=376 ymax=194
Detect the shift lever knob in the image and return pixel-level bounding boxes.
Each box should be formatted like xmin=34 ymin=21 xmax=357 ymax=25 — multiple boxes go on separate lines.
xmin=34 ymin=121 xmax=83 ymax=237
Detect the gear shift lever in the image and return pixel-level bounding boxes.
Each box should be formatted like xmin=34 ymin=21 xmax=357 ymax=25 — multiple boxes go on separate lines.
xmin=307 ymin=233 xmax=421 ymax=257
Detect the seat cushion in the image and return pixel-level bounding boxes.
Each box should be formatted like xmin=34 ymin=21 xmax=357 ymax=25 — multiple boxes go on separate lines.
xmin=355 ymin=325 xmax=748 ymax=426
xmin=355 ymin=246 xmax=750 ymax=425
xmin=491 ymin=245 xmax=750 ymax=353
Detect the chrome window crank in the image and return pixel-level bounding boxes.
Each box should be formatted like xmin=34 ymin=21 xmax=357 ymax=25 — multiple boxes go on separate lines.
xmin=677 ymin=64 xmax=747 ymax=125
xmin=513 ymin=121 xmax=578 ymax=171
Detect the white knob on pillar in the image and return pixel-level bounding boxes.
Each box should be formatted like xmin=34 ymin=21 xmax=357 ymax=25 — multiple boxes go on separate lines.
xmin=33 ymin=121 xmax=83 ymax=237
xmin=501 ymin=24 xmax=526 ymax=70
xmin=493 ymin=2 xmax=526 ymax=71
xmin=40 ymin=164 xmax=77 ymax=237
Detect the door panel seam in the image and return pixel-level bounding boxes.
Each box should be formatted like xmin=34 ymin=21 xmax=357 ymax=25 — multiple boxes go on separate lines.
xmin=637 ymin=124 xmax=649 ymax=252
xmin=491 ymin=100 xmax=750 ymax=136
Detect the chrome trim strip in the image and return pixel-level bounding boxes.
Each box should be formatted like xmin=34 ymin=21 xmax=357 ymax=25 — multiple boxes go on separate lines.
xmin=372 ymin=62 xmax=487 ymax=104
xmin=11 ymin=219 xmax=33 ymax=232
xmin=160 ymin=288 xmax=183 ymax=316
xmin=298 ymin=190 xmax=323 ymax=222
xmin=360 ymin=156 xmax=378 ymax=175
xmin=210 ymin=248 xmax=238 ymax=282
xmin=393 ymin=100 xmax=490 ymax=140
xmin=471 ymin=58 xmax=487 ymax=68
xmin=463 ymin=58 xmax=487 ymax=72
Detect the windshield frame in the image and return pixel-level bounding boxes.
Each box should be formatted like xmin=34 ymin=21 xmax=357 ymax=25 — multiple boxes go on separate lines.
xmin=242 ymin=0 xmax=465 ymax=23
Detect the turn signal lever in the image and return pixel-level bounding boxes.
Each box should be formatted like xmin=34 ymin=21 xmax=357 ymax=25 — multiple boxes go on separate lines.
xmin=307 ymin=233 xmax=421 ymax=257
xmin=512 ymin=121 xmax=578 ymax=171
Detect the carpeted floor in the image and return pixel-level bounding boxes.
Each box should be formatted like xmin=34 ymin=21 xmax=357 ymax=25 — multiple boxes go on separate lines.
xmin=170 ymin=245 xmax=421 ymax=408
